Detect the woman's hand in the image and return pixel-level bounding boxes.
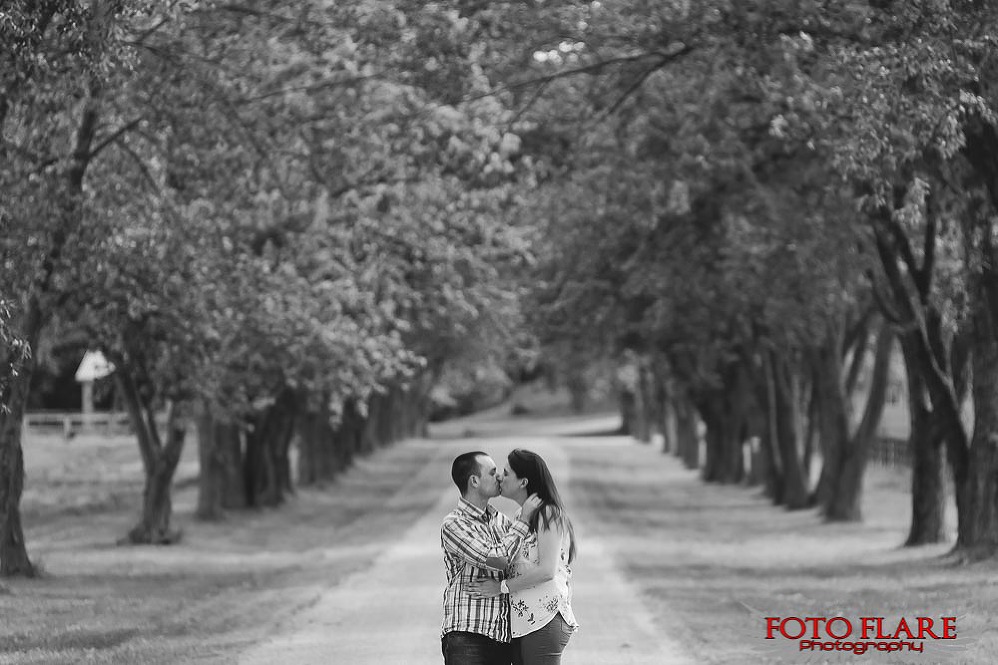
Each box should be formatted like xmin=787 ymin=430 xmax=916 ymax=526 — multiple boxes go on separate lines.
xmin=467 ymin=578 xmax=502 ymax=599
xmin=520 ymin=493 xmax=543 ymax=523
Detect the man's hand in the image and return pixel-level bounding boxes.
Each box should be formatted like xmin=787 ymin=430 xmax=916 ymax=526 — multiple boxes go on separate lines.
xmin=519 ymin=493 xmax=543 ymax=525
xmin=467 ymin=578 xmax=502 ymax=599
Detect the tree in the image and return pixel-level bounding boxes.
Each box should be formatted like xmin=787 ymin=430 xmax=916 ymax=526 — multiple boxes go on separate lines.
xmin=0 ymin=0 xmax=148 ymax=575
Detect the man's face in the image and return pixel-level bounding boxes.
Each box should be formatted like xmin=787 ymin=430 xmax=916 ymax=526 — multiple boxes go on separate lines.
xmin=473 ymin=455 xmax=501 ymax=498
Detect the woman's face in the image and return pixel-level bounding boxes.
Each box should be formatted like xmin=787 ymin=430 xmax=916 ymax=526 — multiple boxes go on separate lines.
xmin=500 ymin=464 xmax=526 ymax=498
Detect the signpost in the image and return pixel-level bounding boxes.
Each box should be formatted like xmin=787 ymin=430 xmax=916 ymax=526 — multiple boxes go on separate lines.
xmin=74 ymin=350 xmax=116 ymax=432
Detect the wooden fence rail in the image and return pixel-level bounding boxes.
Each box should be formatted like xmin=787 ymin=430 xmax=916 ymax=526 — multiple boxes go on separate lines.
xmin=869 ymin=437 xmax=910 ymax=467
xmin=22 ymin=411 xmax=164 ymax=439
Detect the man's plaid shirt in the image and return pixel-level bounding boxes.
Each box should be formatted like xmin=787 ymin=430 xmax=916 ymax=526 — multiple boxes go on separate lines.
xmin=441 ymin=497 xmax=529 ymax=642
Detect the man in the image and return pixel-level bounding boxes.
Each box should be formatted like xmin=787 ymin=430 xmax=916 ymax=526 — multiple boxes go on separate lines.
xmin=441 ymin=451 xmax=541 ymax=665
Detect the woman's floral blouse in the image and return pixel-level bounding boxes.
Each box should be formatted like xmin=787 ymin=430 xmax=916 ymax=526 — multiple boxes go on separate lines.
xmin=508 ymin=512 xmax=579 ymax=638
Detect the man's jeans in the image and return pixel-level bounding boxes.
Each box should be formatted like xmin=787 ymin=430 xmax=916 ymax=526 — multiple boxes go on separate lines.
xmin=442 ymin=631 xmax=511 ymax=665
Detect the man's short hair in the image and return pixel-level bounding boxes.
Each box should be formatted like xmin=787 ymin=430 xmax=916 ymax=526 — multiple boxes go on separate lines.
xmin=452 ymin=451 xmax=487 ymax=494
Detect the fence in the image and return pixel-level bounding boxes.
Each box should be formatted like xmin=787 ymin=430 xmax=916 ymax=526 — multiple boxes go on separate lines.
xmin=869 ymin=436 xmax=910 ymax=467
xmin=23 ymin=411 xmax=133 ymax=439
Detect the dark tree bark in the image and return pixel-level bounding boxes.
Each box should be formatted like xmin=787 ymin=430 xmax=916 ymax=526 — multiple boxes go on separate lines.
xmin=298 ymin=394 xmax=369 ymax=486
xmin=218 ymin=423 xmax=246 ymax=509
xmin=116 ymin=365 xmax=188 ymax=545
xmin=697 ymin=373 xmax=746 ymax=485
xmin=296 ymin=407 xmax=334 ymax=487
xmin=673 ymin=394 xmax=699 ymax=469
xmin=725 ymin=363 xmax=754 ymax=484
xmin=360 ymin=393 xmax=384 ymax=453
xmin=871 ymin=208 xmax=972 ymax=548
xmin=652 ymin=369 xmax=672 ymax=453
xmin=766 ymin=349 xmax=810 ymax=509
xmin=617 ymin=388 xmax=636 ymax=436
xmin=633 ymin=362 xmax=655 ymax=444
xmin=566 ymin=368 xmax=587 ymax=414
xmin=951 ymin=120 xmax=998 ymax=557
xmin=956 ymin=269 xmax=998 ymax=557
xmin=801 ymin=379 xmax=819 ymax=495
xmin=0 ymin=339 xmax=36 ymax=576
xmin=738 ymin=345 xmax=780 ymax=497
xmin=337 ymin=398 xmax=366 ymax=461
xmin=813 ymin=320 xmax=892 ymax=521
xmin=698 ymin=394 xmax=722 ymax=482
xmin=244 ymin=390 xmax=297 ymax=508
xmin=126 ymin=411 xmax=187 ymax=545
xmin=743 ymin=407 xmax=767 ymax=489
xmin=196 ymin=403 xmax=224 ymax=520
xmin=900 ymin=332 xmax=947 ymax=545
xmin=196 ymin=404 xmax=244 ymax=518
xmin=756 ymin=370 xmax=784 ymax=505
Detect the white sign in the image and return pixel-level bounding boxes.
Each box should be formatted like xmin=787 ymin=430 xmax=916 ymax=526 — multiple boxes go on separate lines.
xmin=74 ymin=350 xmax=115 ymax=382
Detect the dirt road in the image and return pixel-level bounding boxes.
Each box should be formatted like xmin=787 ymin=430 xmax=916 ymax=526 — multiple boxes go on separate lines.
xmin=238 ymin=417 xmax=693 ymax=664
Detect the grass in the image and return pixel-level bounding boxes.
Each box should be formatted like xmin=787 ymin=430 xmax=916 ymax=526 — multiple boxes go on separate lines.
xmin=3 ymin=430 xmax=459 ymax=664
xmin=566 ymin=431 xmax=995 ymax=664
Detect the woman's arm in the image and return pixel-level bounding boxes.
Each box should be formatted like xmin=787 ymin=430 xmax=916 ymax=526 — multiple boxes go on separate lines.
xmin=507 ymin=508 xmax=563 ymax=593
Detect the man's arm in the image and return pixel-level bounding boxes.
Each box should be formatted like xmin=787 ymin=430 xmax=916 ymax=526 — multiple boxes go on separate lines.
xmin=490 ymin=513 xmax=527 ymax=565
xmin=492 ymin=495 xmax=544 ymax=565
xmin=441 ymin=517 xmax=520 ymax=570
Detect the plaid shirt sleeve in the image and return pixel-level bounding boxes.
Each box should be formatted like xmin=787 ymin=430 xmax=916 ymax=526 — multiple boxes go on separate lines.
xmin=441 ymin=513 xmax=529 ymax=569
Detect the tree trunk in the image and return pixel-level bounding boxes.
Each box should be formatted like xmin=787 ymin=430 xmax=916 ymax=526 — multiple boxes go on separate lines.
xmin=653 ymin=371 xmax=672 ymax=453
xmin=752 ymin=373 xmax=784 ymax=502
xmin=673 ymin=395 xmax=699 ymax=469
xmin=724 ymin=364 xmax=753 ymax=484
xmin=0 ymin=75 xmax=104 ymax=576
xmin=337 ymin=398 xmax=365 ymax=464
xmin=297 ymin=409 xmax=330 ymax=486
xmin=196 ymin=409 xmax=244 ymax=517
xmin=388 ymin=387 xmax=405 ymax=444
xmin=802 ymin=381 xmax=819 ymax=493
xmin=634 ymin=363 xmax=654 ymax=443
xmin=699 ymin=396 xmax=722 ymax=483
xmin=124 ymin=401 xmax=188 ymax=545
xmin=900 ymin=332 xmax=947 ymax=545
xmin=617 ymin=388 xmax=636 ymax=436
xmin=244 ymin=391 xmax=297 ymax=508
xmin=360 ymin=393 xmax=383 ymax=454
xmin=218 ymin=424 xmax=245 ymax=509
xmin=956 ymin=278 xmax=998 ymax=557
xmin=767 ymin=350 xmax=810 ymax=509
xmin=0 ymin=323 xmax=36 ymax=575
xmin=743 ymin=400 xmax=766 ymax=488
xmin=872 ymin=211 xmax=971 ymax=546
xmin=196 ymin=403 xmax=224 ymax=520
xmin=297 ymin=395 xmax=356 ymax=485
xmin=566 ymin=368 xmax=587 ymax=414
xmin=820 ymin=323 xmax=891 ymax=521
xmin=698 ymin=383 xmax=745 ymax=484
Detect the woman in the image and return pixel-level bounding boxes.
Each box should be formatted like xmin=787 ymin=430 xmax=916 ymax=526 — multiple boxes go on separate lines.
xmin=470 ymin=448 xmax=579 ymax=665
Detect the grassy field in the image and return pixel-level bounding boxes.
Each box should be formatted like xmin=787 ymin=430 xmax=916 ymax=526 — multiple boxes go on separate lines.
xmin=3 ymin=430 xmax=457 ymax=664
xmin=567 ymin=431 xmax=994 ymax=664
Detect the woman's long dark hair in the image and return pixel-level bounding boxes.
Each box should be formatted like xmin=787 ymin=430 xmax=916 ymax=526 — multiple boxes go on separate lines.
xmin=508 ymin=448 xmax=576 ymax=563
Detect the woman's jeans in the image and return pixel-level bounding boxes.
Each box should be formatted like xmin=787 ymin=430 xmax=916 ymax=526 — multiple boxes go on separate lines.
xmin=512 ymin=613 xmax=575 ymax=665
